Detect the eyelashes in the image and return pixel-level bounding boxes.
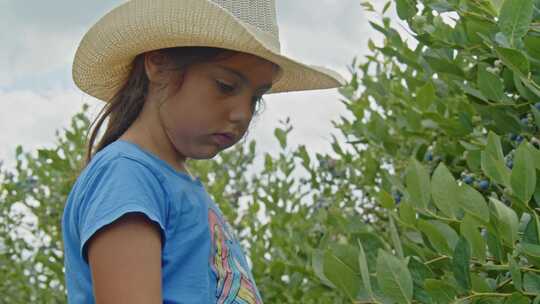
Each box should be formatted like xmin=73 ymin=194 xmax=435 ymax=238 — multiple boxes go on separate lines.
xmin=215 ymin=80 xmax=263 ymax=105
xmin=216 ymin=80 xmax=235 ymax=94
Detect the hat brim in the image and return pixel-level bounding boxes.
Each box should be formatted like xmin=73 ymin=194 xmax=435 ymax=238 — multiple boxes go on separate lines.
xmin=72 ymin=0 xmax=347 ymax=103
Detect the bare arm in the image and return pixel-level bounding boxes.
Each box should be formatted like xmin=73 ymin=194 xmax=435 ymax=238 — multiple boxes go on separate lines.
xmin=87 ymin=212 xmax=163 ymax=304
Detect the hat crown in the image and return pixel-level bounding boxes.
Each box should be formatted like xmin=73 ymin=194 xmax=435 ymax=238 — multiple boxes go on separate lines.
xmin=209 ymin=0 xmax=279 ymax=40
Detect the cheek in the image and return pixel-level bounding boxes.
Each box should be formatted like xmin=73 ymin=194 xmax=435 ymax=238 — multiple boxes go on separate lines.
xmin=161 ymin=98 xmax=209 ymax=141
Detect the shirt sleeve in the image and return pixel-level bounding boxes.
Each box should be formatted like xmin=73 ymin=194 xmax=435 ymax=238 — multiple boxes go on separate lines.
xmin=78 ymin=156 xmax=168 ymax=265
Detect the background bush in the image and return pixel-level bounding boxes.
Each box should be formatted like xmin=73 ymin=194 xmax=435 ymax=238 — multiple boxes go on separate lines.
xmin=4 ymin=0 xmax=540 ymax=303
xmin=313 ymin=0 xmax=540 ymax=303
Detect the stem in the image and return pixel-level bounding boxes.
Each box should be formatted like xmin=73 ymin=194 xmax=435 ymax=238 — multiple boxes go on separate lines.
xmin=424 ymin=255 xmax=449 ymax=265
xmin=423 ymin=210 xmax=460 ymax=223
xmin=453 ymin=292 xmax=512 ymax=303
xmin=495 ymin=278 xmax=512 ymax=290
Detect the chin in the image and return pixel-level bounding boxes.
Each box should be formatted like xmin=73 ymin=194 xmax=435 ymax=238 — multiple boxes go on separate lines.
xmin=188 ymin=148 xmax=222 ymax=160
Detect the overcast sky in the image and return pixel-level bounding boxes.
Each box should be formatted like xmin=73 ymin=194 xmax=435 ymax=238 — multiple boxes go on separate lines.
xmin=0 ymin=0 xmax=395 ymax=173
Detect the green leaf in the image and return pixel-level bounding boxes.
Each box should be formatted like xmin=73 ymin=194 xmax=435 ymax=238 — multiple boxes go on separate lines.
xmin=523 ymin=212 xmax=540 ymax=245
xmin=431 ymin=220 xmax=459 ymax=249
xmin=528 ymin=143 xmax=540 ymax=171
xmin=460 ymin=215 xmax=487 ymax=263
xmin=490 ymin=197 xmax=519 ymax=246
xmin=531 ymin=105 xmax=540 ymax=136
xmin=431 ymin=163 xmax=459 ymax=218
xmin=312 ymin=249 xmax=336 ymax=288
xmin=477 ymin=67 xmax=505 ymax=101
xmin=399 ymin=201 xmax=417 ymax=227
xmin=486 ymin=131 xmax=505 ymax=161
xmin=274 ymin=128 xmax=288 ymax=149
xmin=15 ymin=145 xmax=22 ymax=157
xmin=389 ymin=214 xmax=404 ymax=259
xmin=452 ymin=237 xmax=472 ymax=291
xmin=456 ymin=80 xmax=489 ymax=102
xmin=395 ymin=0 xmax=417 ymax=20
xmin=408 ymin=256 xmax=435 ymax=284
xmin=466 ymin=149 xmax=482 ymax=171
xmin=511 ymin=142 xmax=537 ymax=203
xmin=376 ymin=249 xmax=413 ymax=304
xmin=383 ymin=1 xmax=392 ymax=14
xmin=405 ymin=159 xmax=431 ymax=209
xmin=497 ymin=0 xmax=534 ymax=46
xmin=357 ymin=240 xmax=375 ymax=301
xmin=486 ymin=230 xmax=505 ymax=262
xmin=322 ymin=249 xmax=361 ymax=300
xmin=416 ymin=82 xmax=436 ymax=111
xmin=418 ymin=219 xmax=452 ymax=255
xmin=481 ymin=150 xmax=511 ymax=187
xmin=457 ymin=183 xmax=490 ymax=223
xmin=424 ymin=279 xmax=458 ymax=302
xmin=378 ymin=190 xmax=396 ymax=209
xmin=425 ymin=54 xmax=465 ymax=77
xmin=520 ymin=243 xmax=540 ymax=268
xmin=471 ymin=272 xmax=493 ymax=293
xmin=508 ymin=254 xmax=523 ymax=291
xmin=525 ymin=35 xmax=540 ymax=58
xmin=524 ymin=272 xmax=540 ymax=294
xmin=495 ymin=46 xmax=531 ymax=77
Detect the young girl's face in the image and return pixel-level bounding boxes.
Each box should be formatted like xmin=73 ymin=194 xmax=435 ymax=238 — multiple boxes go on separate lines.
xmin=143 ymin=50 xmax=279 ymax=163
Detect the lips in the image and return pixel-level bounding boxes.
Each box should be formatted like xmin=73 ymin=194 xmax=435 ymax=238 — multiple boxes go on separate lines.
xmin=212 ymin=133 xmax=235 ymax=146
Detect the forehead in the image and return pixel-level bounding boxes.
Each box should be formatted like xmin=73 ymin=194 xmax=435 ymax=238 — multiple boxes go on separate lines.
xmin=204 ymin=51 xmax=280 ymax=82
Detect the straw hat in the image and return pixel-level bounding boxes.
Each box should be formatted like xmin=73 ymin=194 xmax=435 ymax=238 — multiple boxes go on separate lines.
xmin=72 ymin=0 xmax=346 ymax=103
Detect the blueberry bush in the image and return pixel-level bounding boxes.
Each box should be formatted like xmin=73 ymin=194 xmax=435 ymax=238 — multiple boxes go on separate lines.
xmin=313 ymin=0 xmax=540 ymax=303
xmin=4 ymin=0 xmax=540 ymax=303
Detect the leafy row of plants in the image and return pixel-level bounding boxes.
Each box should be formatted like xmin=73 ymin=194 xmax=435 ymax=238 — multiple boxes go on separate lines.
xmin=313 ymin=0 xmax=540 ymax=303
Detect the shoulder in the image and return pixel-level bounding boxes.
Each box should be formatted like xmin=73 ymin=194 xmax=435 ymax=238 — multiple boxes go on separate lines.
xmin=85 ymin=141 xmax=166 ymax=187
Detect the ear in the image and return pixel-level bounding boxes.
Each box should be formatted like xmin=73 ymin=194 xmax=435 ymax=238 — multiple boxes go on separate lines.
xmin=145 ymin=51 xmax=173 ymax=85
xmin=144 ymin=50 xmax=185 ymax=88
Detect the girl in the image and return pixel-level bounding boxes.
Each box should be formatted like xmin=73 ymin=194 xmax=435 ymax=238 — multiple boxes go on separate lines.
xmin=61 ymin=0 xmax=344 ymax=303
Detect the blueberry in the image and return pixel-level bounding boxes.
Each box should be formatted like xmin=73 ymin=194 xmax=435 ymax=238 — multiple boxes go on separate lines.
xmin=516 ymin=135 xmax=524 ymax=143
xmin=521 ymin=117 xmax=529 ymax=125
xmin=479 ymin=180 xmax=490 ymax=190
xmin=506 ymin=159 xmax=513 ymax=169
xmin=463 ymin=175 xmax=474 ymax=185
xmin=426 ymin=152 xmax=433 ymax=161
xmin=510 ymin=133 xmax=518 ymax=141
xmin=536 ymin=102 xmax=540 ymax=110
xmin=393 ymin=191 xmax=402 ymax=204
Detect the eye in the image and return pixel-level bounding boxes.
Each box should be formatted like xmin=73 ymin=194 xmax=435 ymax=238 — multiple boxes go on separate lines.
xmin=215 ymin=80 xmax=236 ymax=94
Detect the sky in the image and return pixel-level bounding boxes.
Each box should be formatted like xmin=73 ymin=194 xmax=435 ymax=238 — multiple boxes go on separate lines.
xmin=0 ymin=0 xmax=394 ymax=174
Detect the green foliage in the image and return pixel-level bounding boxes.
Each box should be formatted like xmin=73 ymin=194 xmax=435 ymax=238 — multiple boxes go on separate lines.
xmin=0 ymin=104 xmax=356 ymax=303
xmin=5 ymin=0 xmax=540 ymax=302
xmin=312 ymin=0 xmax=540 ymax=302
xmin=0 ymin=106 xmax=89 ymax=302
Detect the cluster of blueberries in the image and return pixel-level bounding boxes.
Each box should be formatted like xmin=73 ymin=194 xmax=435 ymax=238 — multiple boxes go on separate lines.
xmin=391 ymin=176 xmax=490 ymax=205
xmin=389 ymin=103 xmax=540 ymax=206
xmin=462 ymin=175 xmax=490 ymax=191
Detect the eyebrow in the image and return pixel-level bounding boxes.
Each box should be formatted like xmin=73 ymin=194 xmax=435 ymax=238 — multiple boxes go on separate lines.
xmin=214 ymin=65 xmax=273 ymax=93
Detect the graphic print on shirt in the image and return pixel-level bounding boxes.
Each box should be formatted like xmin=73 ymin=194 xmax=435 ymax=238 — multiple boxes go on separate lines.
xmin=208 ymin=207 xmax=263 ymax=304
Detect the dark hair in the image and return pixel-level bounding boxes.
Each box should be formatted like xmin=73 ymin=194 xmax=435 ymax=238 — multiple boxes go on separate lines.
xmin=83 ymin=46 xmax=277 ymax=168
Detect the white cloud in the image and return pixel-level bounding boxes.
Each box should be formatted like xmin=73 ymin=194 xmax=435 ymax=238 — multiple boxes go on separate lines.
xmin=0 ymin=0 xmax=123 ymax=88
xmin=0 ymin=27 xmax=78 ymax=87
xmin=0 ymin=88 xmax=102 ymax=170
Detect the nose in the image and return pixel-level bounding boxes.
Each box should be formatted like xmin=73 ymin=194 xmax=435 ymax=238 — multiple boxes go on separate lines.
xmin=228 ymin=93 xmax=255 ymax=124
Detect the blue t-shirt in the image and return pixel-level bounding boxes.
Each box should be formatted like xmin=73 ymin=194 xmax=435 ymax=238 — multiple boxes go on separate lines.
xmin=61 ymin=139 xmax=264 ymax=303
